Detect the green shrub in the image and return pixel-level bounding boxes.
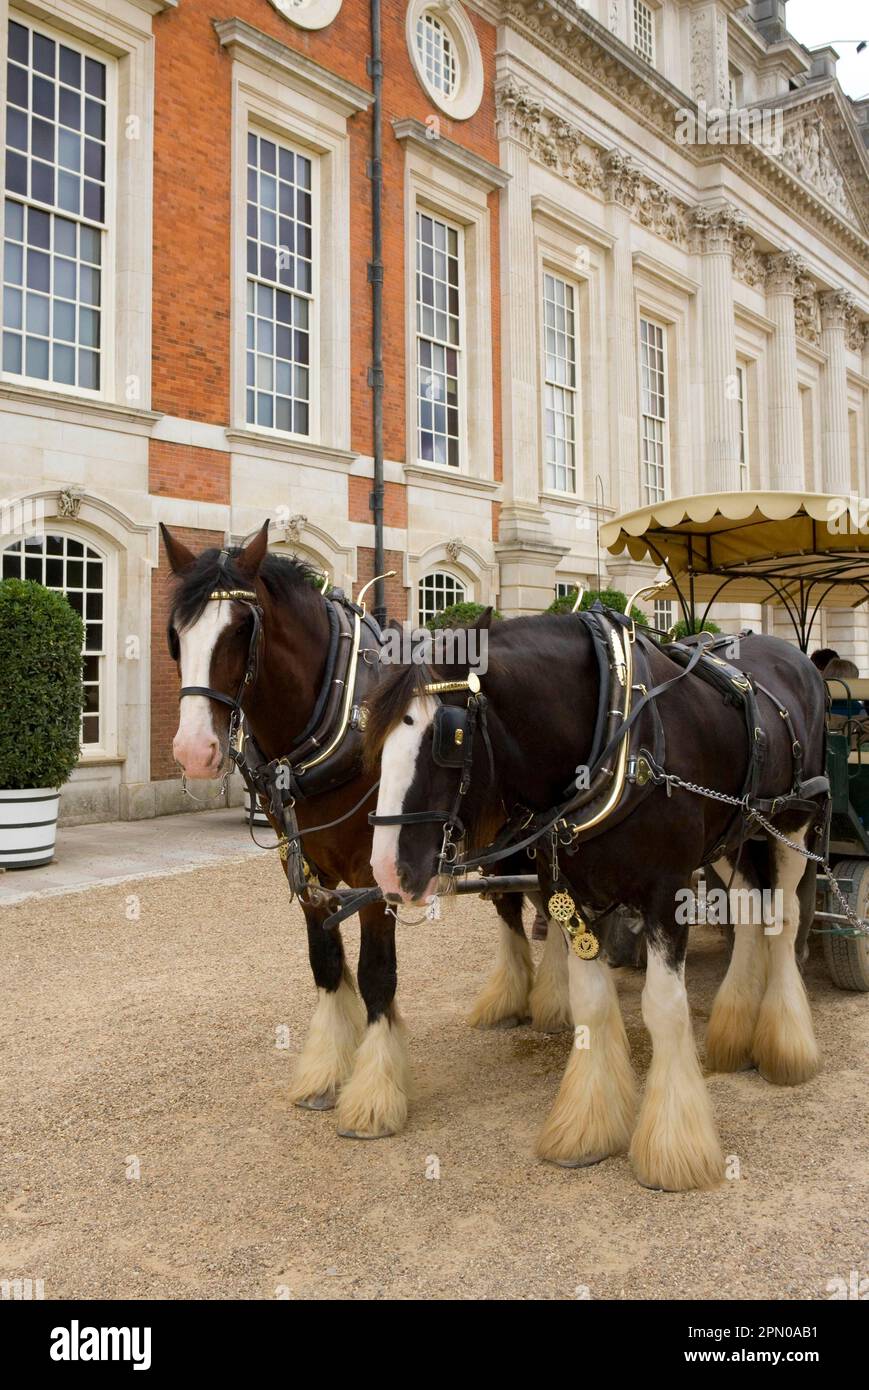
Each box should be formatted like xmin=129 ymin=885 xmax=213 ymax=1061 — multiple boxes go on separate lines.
xmin=427 ymin=601 xmax=503 ymax=631
xmin=547 ymin=586 xmax=648 ymax=627
xmin=0 ymin=579 xmax=84 ymax=789
xmin=670 ymin=618 xmax=722 ymax=639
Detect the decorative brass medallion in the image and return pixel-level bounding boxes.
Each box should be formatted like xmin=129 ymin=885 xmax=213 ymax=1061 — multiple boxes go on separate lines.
xmin=571 ymin=930 xmax=600 ymax=960
xmin=548 ymin=890 xmax=577 ymax=924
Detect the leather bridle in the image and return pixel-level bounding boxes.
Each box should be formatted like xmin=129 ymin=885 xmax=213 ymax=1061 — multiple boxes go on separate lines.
xmin=177 ymin=586 xmax=263 ymax=756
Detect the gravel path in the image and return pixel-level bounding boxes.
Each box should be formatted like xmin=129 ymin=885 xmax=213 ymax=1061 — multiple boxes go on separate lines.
xmin=1 ymin=854 xmax=866 ymax=1300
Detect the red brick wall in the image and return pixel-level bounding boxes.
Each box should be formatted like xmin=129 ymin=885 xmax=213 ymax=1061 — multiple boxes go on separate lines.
xmin=151 ymin=0 xmax=500 ymax=466
xmin=149 ymin=440 xmax=230 ymax=505
xmin=356 ymin=544 xmax=408 ymax=620
xmin=348 ymin=475 xmax=407 ymax=528
xmin=150 ymin=526 xmax=224 ymax=780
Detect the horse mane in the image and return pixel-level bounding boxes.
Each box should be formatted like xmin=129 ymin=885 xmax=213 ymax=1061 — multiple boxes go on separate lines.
xmin=169 ymin=547 xmax=322 ymax=631
xmin=363 ymin=662 xmax=430 ymax=771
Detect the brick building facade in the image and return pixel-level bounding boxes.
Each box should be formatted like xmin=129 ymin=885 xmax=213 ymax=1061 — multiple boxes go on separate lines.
xmin=2 ymin=0 xmax=869 ymax=822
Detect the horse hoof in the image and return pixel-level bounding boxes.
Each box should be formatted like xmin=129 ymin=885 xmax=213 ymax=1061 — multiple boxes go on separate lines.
xmin=548 ymin=1153 xmax=608 ymax=1169
xmin=487 ymin=1014 xmax=528 ymax=1030
xmin=295 ymin=1092 xmax=336 ymax=1111
xmin=337 ymin=1127 xmax=394 ymax=1140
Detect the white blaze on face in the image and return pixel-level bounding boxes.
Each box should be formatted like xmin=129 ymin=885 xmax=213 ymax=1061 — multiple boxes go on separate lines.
xmin=172 ymin=601 xmax=234 ymax=779
xmin=371 ymin=693 xmax=437 ymax=898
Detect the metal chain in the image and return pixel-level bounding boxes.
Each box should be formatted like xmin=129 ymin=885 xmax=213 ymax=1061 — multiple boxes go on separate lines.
xmin=657 ymin=769 xmax=869 ymax=940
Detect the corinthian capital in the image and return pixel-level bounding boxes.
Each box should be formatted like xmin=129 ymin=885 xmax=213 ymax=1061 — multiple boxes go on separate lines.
xmin=764 ymin=250 xmax=808 ymax=297
xmin=819 ymin=288 xmax=857 ymax=331
xmin=494 ymin=77 xmax=542 ymax=143
xmin=690 ymin=203 xmax=746 ymax=255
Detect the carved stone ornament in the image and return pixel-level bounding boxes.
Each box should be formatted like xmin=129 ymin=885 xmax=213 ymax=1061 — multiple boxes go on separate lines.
xmin=57 ymin=486 xmax=83 ymax=518
xmin=780 ymin=116 xmax=852 ymax=222
xmin=445 ymin=537 xmax=464 ymax=562
xmin=287 ymin=513 xmax=307 ymax=541
xmin=690 ymin=203 xmax=746 ymax=255
xmin=794 ymin=276 xmax=820 ymax=345
xmin=732 ymin=230 xmax=766 ymax=289
xmin=819 ymin=289 xmax=857 ymax=332
xmin=845 ymin=307 xmax=868 ymax=353
xmin=763 ymin=250 xmax=808 ymax=298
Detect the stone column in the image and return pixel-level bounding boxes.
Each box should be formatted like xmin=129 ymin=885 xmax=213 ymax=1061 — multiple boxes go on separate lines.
xmin=819 ymin=289 xmax=855 ymax=494
xmin=692 ymin=205 xmax=741 ymax=492
xmin=494 ymin=80 xmax=565 ymax=614
xmin=764 ymin=250 xmax=805 ymax=490
xmin=603 ymin=151 xmax=642 ymax=515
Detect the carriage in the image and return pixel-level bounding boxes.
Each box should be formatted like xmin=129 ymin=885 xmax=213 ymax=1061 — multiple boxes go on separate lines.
xmin=600 ymin=489 xmax=869 ymax=991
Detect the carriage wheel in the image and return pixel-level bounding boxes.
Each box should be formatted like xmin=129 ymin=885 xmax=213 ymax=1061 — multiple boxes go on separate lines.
xmin=823 ymin=859 xmax=869 ymax=992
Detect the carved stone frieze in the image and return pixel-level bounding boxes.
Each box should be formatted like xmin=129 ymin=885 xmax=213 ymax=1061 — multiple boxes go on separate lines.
xmin=780 ymin=116 xmax=852 ymax=223
xmin=793 ymin=276 xmax=820 ymax=344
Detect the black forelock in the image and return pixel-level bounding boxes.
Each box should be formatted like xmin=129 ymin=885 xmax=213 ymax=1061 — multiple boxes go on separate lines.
xmin=168 ymin=546 xmax=322 ymax=631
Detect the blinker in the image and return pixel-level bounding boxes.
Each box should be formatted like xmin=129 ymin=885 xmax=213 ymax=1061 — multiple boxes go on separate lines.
xmin=432 ymin=704 xmax=470 ymax=767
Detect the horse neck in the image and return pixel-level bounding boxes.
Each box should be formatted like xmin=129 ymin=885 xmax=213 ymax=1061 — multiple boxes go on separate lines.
xmin=242 ymin=586 xmax=331 ymax=761
xmin=478 ymin=621 xmax=599 ymax=816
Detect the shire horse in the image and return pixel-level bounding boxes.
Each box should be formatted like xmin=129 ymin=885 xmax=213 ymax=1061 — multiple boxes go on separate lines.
xmin=161 ymin=523 xmax=564 ymax=1140
xmin=365 ymin=608 xmax=828 ymax=1190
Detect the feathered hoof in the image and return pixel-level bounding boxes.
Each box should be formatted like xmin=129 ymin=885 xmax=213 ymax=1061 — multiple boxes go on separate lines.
xmin=293 ymin=1091 xmax=336 ymax=1111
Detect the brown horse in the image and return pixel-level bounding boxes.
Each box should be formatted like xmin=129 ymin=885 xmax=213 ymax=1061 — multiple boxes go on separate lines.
xmin=161 ymin=523 xmax=565 ymax=1139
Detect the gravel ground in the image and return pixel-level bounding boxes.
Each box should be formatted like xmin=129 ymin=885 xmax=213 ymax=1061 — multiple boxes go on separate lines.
xmin=0 ymin=853 xmax=866 ymax=1301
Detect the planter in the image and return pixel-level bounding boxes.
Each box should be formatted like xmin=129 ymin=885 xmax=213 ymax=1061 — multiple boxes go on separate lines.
xmin=0 ymin=788 xmax=60 ymax=868
xmin=244 ymin=787 xmax=271 ymax=828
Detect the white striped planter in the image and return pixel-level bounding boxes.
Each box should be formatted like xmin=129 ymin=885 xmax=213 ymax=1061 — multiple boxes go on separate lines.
xmin=0 ymin=788 xmax=60 ymax=869
xmin=245 ymin=787 xmax=271 ymax=828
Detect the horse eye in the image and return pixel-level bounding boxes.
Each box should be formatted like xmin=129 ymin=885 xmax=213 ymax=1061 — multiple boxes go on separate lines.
xmin=403 ymin=714 xmax=414 ymax=726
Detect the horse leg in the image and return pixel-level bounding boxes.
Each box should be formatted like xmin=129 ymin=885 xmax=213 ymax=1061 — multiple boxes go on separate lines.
xmin=752 ymin=827 xmax=820 ymax=1085
xmin=706 ymin=856 xmax=767 ymax=1073
xmin=336 ymin=901 xmax=410 ymax=1139
xmin=468 ymin=892 xmax=533 ymax=1029
xmin=528 ymin=903 xmax=572 ymax=1033
xmin=630 ymin=912 xmax=724 ymax=1191
xmin=289 ymin=901 xmax=364 ymax=1110
xmin=536 ymin=938 xmax=637 ymax=1167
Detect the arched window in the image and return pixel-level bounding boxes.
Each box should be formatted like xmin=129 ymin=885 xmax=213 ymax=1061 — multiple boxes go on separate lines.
xmin=418 ymin=569 xmax=466 ymax=625
xmin=1 ymin=532 xmax=105 ymax=747
xmin=415 ymin=12 xmax=458 ymax=98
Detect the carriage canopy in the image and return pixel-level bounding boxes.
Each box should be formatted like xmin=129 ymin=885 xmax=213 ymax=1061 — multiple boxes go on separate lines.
xmin=600 ymin=491 xmax=869 ymax=647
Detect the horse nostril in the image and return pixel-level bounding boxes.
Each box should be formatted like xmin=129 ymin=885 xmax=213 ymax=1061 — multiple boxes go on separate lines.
xmin=397 ymin=861 xmax=414 ymax=893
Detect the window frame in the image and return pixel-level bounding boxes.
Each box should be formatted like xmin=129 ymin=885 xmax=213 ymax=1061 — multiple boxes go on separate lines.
xmin=405 ymin=0 xmax=483 ymax=122
xmin=243 ymin=126 xmax=319 ymax=441
xmin=639 ymin=315 xmax=669 ymax=504
xmin=736 ymin=362 xmax=750 ymax=490
xmin=632 ymin=0 xmax=656 ymax=67
xmin=414 ymin=205 xmax=465 ymax=471
xmin=0 ymin=523 xmax=117 ymax=758
xmin=541 ymin=269 xmax=579 ymax=496
xmin=2 ymin=11 xmax=117 ymax=402
xmin=417 ymin=568 xmax=467 ymax=626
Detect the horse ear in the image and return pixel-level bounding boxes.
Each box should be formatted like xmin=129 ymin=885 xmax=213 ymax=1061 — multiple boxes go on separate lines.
xmin=236 ymin=519 xmax=270 ymax=581
xmin=474 ymin=606 xmax=493 ymax=631
xmin=160 ymin=524 xmax=196 ymax=575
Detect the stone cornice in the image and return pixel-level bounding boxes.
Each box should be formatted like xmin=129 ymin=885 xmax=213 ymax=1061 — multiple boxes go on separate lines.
xmin=213 ymin=19 xmax=373 ymax=117
xmin=497 ymin=0 xmax=869 ymax=264
xmin=391 ymin=119 xmax=510 ymax=190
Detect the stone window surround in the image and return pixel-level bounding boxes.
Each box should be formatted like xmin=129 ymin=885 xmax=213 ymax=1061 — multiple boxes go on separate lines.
xmin=405 ymin=0 xmax=484 ymax=122
xmin=218 ymin=19 xmax=372 ymax=453
xmin=398 ymin=122 xmax=501 ymax=487
xmin=405 ymin=537 xmax=500 ymax=621
xmin=532 ymin=205 xmax=607 ymax=506
xmin=634 ymin=271 xmax=690 ymax=500
xmin=266 ymin=0 xmax=343 ymax=32
xmin=1 ymin=0 xmax=159 ymax=410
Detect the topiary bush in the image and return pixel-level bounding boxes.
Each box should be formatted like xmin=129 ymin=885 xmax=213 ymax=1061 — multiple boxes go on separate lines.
xmin=426 ymin=601 xmax=503 ymax=630
xmin=0 ymin=579 xmax=84 ymax=790
xmin=547 ymin=586 xmax=648 ymax=627
xmin=670 ymin=617 xmax=723 ymax=639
